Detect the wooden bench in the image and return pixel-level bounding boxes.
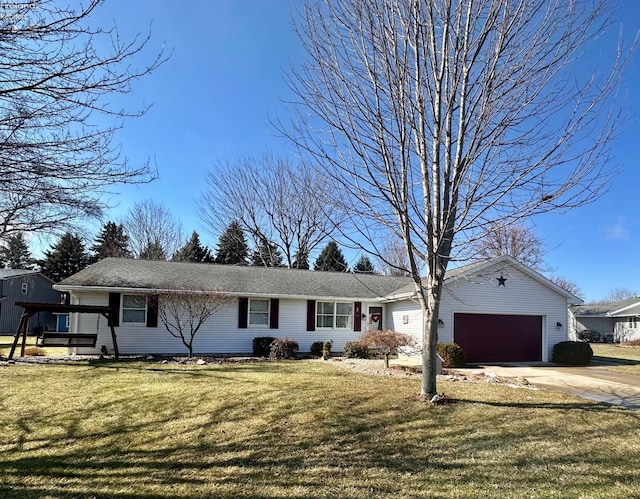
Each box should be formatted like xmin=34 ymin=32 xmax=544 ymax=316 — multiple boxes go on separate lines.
xmin=36 ymin=332 xmax=98 ymax=348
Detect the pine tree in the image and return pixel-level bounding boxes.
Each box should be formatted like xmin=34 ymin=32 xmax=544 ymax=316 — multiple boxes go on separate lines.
xmin=215 ymin=221 xmax=249 ymax=265
xmin=314 ymin=241 xmax=348 ymax=272
xmin=40 ymin=232 xmax=90 ymax=282
xmin=292 ymin=243 xmax=310 ymax=270
xmin=173 ymin=231 xmax=214 ymax=263
xmin=352 ymin=255 xmax=375 ymax=273
xmin=91 ymin=221 xmax=132 ymax=261
xmin=140 ymin=240 xmax=167 ymax=260
xmin=1 ymin=233 xmax=34 ymax=269
xmin=251 ymin=237 xmax=284 ymax=267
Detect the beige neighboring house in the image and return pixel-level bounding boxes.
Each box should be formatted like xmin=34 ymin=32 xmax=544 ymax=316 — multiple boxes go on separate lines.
xmin=570 ymin=296 xmax=640 ymax=343
xmin=54 ymin=255 xmax=581 ymax=362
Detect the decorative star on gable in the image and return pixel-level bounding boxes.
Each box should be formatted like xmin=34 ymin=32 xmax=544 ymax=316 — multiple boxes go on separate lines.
xmin=496 ymin=274 xmax=507 ymax=287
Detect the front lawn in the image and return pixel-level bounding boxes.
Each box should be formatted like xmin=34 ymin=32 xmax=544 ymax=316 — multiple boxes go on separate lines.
xmin=591 ymin=343 xmax=640 ymax=375
xmin=1 ymin=360 xmax=639 ymax=498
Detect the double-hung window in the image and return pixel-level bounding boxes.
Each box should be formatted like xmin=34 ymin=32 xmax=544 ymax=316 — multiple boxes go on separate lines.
xmin=316 ymin=301 xmax=353 ymax=329
xmin=249 ymin=299 xmax=269 ymax=326
xmin=122 ymin=295 xmax=146 ymax=323
xmin=629 ymin=317 xmax=638 ymax=329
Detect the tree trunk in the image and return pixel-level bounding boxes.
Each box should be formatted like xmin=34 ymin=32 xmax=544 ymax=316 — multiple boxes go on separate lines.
xmin=384 ymin=353 xmax=390 ymax=369
xmin=419 ymin=276 xmax=443 ymax=398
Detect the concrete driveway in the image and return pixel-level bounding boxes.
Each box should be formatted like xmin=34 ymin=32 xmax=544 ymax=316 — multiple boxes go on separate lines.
xmin=476 ymin=364 xmax=640 ymax=410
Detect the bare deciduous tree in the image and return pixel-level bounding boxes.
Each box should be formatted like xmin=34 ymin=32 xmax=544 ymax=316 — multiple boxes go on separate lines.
xmin=200 ymin=154 xmax=338 ymax=268
xmin=156 ymin=288 xmax=234 ymax=357
xmin=0 ymin=0 xmax=167 ymax=237
xmin=470 ymin=223 xmax=546 ymax=271
xmin=605 ymin=287 xmax=636 ymax=303
xmin=121 ymin=200 xmax=184 ymax=260
xmin=549 ymin=276 xmax=583 ymax=300
xmin=287 ymin=0 xmax=633 ymax=397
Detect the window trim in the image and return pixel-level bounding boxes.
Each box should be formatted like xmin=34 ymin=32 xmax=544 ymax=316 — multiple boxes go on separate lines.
xmin=121 ymin=294 xmax=147 ymax=324
xmin=316 ymin=301 xmax=353 ymax=330
xmin=248 ymin=298 xmax=270 ymax=327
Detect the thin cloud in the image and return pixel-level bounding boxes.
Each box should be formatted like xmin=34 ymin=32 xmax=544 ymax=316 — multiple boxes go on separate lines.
xmin=603 ymin=217 xmax=630 ymax=241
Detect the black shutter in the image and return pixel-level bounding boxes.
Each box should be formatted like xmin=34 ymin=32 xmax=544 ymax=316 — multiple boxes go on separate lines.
xmin=354 ymin=302 xmax=362 ymax=332
xmin=269 ymin=298 xmax=279 ymax=329
xmin=238 ymin=297 xmax=248 ymax=329
xmin=306 ymin=300 xmax=316 ymax=331
xmin=108 ymin=292 xmax=121 ymax=327
xmin=147 ymin=295 xmax=158 ymax=328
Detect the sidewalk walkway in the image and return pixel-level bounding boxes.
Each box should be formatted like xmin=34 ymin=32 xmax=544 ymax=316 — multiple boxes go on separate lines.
xmin=466 ymin=364 xmax=640 ymax=410
xmin=390 ymin=358 xmax=640 ymax=410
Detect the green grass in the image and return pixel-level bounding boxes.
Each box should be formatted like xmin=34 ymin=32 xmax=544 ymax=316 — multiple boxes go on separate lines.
xmin=591 ymin=343 xmax=640 ymax=375
xmin=0 ymin=335 xmax=69 ymax=358
xmin=1 ymin=361 xmax=639 ymax=498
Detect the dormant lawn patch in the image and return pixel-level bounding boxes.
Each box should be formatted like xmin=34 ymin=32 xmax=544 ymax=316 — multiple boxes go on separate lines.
xmin=1 ymin=360 xmax=639 ymax=498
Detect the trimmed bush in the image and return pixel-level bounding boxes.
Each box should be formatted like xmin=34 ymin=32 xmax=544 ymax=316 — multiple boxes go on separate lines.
xmin=577 ymin=329 xmax=601 ymax=343
xmin=552 ymin=341 xmax=593 ymax=365
xmin=437 ymin=342 xmax=466 ymax=368
xmin=343 ymin=341 xmax=370 ymax=359
xmin=252 ymin=336 xmax=277 ymax=357
xmin=309 ymin=340 xmax=333 ymax=359
xmin=269 ymin=338 xmax=299 ymax=360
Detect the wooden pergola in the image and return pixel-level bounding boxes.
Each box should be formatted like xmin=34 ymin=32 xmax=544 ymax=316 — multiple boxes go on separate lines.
xmin=8 ymin=302 xmax=119 ymax=359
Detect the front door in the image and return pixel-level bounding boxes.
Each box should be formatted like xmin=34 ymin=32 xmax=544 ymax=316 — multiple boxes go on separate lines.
xmin=368 ymin=306 xmax=383 ymax=331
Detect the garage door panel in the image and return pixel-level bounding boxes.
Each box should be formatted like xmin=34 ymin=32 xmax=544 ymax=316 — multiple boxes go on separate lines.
xmin=454 ymin=313 xmax=542 ymax=363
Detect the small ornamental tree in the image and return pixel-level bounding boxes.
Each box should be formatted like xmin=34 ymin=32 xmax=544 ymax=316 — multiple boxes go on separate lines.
xmin=359 ymin=329 xmax=413 ymax=368
xmin=156 ymin=287 xmax=234 ymax=357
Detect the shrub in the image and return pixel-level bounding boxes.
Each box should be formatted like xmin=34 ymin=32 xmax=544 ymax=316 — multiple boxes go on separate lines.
xmin=23 ymin=346 xmax=47 ymax=357
xmin=437 ymin=343 xmax=467 ymax=368
xmin=343 ymin=341 xmax=370 ymax=359
xmin=252 ymin=336 xmax=277 ymax=357
xmin=622 ymin=339 xmax=640 ymax=348
xmin=552 ymin=341 xmax=593 ymax=365
xmin=310 ymin=340 xmax=333 ymax=359
xmin=577 ymin=329 xmax=601 ymax=343
xmin=269 ymin=338 xmax=299 ymax=360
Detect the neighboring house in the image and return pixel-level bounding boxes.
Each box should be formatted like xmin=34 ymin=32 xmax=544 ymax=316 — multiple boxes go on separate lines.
xmin=570 ymin=296 xmax=640 ymax=343
xmin=0 ymin=270 xmax=60 ymax=334
xmin=54 ymin=255 xmax=581 ymax=363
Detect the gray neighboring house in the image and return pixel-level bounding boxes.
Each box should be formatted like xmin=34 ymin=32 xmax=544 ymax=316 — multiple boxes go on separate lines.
xmin=54 ymin=256 xmax=580 ymax=362
xmin=0 ymin=270 xmax=61 ymax=334
xmin=570 ymin=296 xmax=640 ymax=343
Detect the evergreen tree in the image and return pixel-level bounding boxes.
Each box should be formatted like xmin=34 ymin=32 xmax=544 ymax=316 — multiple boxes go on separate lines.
xmin=91 ymin=221 xmax=132 ymax=261
xmin=215 ymin=221 xmax=249 ymax=265
xmin=292 ymin=243 xmax=310 ymax=270
xmin=1 ymin=233 xmax=34 ymax=269
xmin=40 ymin=232 xmax=90 ymax=282
xmin=251 ymin=237 xmax=284 ymax=267
xmin=314 ymin=241 xmax=348 ymax=272
xmin=352 ymin=255 xmax=375 ymax=273
xmin=140 ymin=240 xmax=167 ymax=260
xmin=173 ymin=231 xmax=214 ymax=263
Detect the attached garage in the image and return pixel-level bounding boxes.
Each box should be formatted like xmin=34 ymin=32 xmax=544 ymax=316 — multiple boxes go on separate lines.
xmin=454 ymin=313 xmax=543 ymax=363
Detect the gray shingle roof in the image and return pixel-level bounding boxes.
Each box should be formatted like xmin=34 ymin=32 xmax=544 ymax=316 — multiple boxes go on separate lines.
xmin=571 ymin=296 xmax=640 ymax=317
xmin=57 ymin=258 xmax=413 ymax=300
xmin=0 ymin=269 xmax=40 ymax=279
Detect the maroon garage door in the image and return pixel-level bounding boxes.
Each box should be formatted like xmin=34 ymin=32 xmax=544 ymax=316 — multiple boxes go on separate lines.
xmin=453 ymin=313 xmax=543 ymax=363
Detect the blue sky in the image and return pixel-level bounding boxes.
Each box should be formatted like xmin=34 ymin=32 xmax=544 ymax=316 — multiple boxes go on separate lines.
xmin=84 ymin=0 xmax=639 ymax=303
